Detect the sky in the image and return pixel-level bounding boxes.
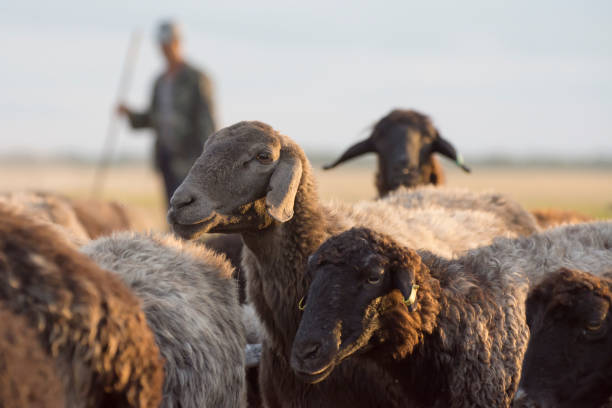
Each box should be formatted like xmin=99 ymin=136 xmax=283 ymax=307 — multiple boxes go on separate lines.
xmin=0 ymin=1 xmax=611 ymax=160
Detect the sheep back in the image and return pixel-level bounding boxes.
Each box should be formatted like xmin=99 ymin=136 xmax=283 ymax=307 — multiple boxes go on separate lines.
xmin=384 ymin=185 xmax=540 ymax=236
xmin=71 ymin=199 xmax=141 ymax=238
xmin=0 ymin=305 xmax=65 ymax=408
xmin=0 ymin=191 xmax=90 ymax=243
xmin=531 ymin=208 xmax=593 ymax=229
xmin=0 ymin=203 xmax=164 ymax=408
xmin=82 ymin=232 xmax=247 ymax=408
xmin=324 ymin=198 xmax=521 ymax=259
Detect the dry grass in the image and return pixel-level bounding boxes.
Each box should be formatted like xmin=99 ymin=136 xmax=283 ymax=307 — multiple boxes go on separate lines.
xmin=1 ymin=162 xmax=610 ymax=231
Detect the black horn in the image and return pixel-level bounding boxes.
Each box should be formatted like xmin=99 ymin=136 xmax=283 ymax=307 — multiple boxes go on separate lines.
xmin=433 ymin=136 xmax=471 ymax=173
xmin=323 ymin=138 xmax=375 ymax=170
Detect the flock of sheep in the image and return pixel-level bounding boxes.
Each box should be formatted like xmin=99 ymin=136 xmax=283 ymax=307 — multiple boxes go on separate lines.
xmin=0 ymin=109 xmax=610 ymax=408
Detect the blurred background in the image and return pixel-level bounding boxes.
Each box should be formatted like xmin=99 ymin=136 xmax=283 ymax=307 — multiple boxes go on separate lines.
xmin=1 ymin=0 xmax=610 ymax=227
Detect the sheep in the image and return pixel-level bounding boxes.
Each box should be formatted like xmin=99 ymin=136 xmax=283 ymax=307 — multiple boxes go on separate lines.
xmin=291 ymin=221 xmax=612 ymax=407
xmin=0 ymin=191 xmax=150 ymax=241
xmin=0 ymin=305 xmax=65 ymax=408
xmin=204 ymin=232 xmax=263 ymax=407
xmin=71 ymin=198 xmax=149 ymax=238
xmin=457 ymin=221 xmax=612 ymax=288
xmin=204 ymin=233 xmax=248 ymax=303
xmin=530 ymin=208 xmax=593 ymax=229
xmin=0 ymin=191 xmax=90 ymax=243
xmin=384 ymin=184 xmax=540 ymax=236
xmin=81 ymin=231 xmax=247 ymax=408
xmin=291 ymin=227 xmax=530 ymax=407
xmin=323 ymin=109 xmax=471 ymax=197
xmin=240 ymin=303 xmax=265 ymax=407
xmin=201 ymin=232 xmax=264 ymax=407
xmin=0 ymin=202 xmax=164 ymax=407
xmin=167 ymin=120 xmax=536 ymax=407
xmin=199 ymin=233 xmax=263 ymax=406
xmin=516 ymin=268 xmax=612 ymax=408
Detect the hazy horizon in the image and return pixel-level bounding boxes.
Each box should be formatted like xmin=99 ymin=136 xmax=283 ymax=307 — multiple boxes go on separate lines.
xmin=1 ymin=1 xmax=610 ymax=160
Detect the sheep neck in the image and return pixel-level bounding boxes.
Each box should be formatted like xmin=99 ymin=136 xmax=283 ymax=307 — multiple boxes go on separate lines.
xmin=242 ymin=160 xmax=333 ymax=354
xmin=373 ymin=254 xmax=502 ymax=406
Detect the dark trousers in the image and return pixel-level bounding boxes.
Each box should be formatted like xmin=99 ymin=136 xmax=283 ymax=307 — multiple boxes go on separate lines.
xmin=157 ymin=147 xmax=184 ymax=206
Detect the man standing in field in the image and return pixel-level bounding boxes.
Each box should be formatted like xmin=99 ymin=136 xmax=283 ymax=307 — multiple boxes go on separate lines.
xmin=118 ymin=21 xmax=216 ymax=205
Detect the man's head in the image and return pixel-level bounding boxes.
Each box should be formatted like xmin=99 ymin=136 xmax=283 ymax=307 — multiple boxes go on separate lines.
xmin=157 ymin=21 xmax=183 ymax=66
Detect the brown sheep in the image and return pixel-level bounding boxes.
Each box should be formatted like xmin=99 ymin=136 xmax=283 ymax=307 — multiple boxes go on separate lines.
xmin=0 ymin=202 xmax=164 ymax=407
xmin=0 ymin=305 xmax=65 ymax=408
xmin=0 ymin=191 xmax=90 ymax=243
xmin=323 ymin=109 xmax=470 ymax=197
xmin=518 ymin=268 xmax=612 ymax=408
xmin=0 ymin=191 xmax=150 ymax=240
xmin=71 ymin=198 xmax=147 ymax=238
xmin=530 ymin=208 xmax=593 ymax=229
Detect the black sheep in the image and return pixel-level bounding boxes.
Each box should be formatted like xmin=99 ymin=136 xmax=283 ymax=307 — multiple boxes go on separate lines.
xmin=518 ymin=268 xmax=612 ymax=408
xmin=324 ymin=109 xmax=470 ymax=197
xmin=291 ymin=227 xmax=529 ymax=408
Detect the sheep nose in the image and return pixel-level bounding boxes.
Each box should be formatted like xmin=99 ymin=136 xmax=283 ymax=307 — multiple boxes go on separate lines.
xmin=392 ymin=158 xmax=410 ymax=171
xmin=296 ymin=341 xmax=322 ymax=363
xmin=170 ymin=189 xmax=196 ymax=210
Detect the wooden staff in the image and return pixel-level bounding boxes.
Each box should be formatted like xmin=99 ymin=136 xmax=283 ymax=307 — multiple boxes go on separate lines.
xmin=91 ymin=31 xmax=142 ymax=198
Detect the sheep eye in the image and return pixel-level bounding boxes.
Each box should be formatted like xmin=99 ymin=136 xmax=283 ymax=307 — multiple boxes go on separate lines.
xmin=256 ymin=152 xmax=273 ymax=164
xmin=585 ymin=321 xmax=603 ymax=331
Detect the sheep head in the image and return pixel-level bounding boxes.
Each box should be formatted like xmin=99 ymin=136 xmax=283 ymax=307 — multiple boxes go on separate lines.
xmin=324 ymin=109 xmax=470 ymax=197
xmin=519 ymin=268 xmax=612 ymax=408
xmin=290 ymin=227 xmax=438 ymax=384
xmin=168 ymin=121 xmax=303 ymax=239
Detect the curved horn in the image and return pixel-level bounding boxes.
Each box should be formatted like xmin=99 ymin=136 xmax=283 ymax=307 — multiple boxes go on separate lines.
xmin=433 ymin=136 xmax=471 ymax=173
xmin=323 ymin=138 xmax=374 ymax=170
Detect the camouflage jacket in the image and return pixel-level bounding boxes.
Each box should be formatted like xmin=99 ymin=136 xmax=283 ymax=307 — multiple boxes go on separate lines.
xmin=127 ymin=62 xmax=216 ymax=177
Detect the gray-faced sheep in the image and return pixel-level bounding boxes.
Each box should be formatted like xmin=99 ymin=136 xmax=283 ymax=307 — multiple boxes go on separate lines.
xmin=0 ymin=203 xmax=164 ymax=407
xmin=81 ymin=232 xmax=247 ymax=408
xmin=517 ymin=268 xmax=612 ymax=408
xmin=167 ymin=121 xmax=535 ymax=407
xmin=0 ymin=306 xmax=65 ymax=408
xmin=323 ymin=109 xmax=471 ymax=197
xmin=291 ymin=227 xmax=529 ymax=408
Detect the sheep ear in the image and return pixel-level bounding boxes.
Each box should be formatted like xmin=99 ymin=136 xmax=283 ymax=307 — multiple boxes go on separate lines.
xmin=392 ymin=268 xmax=418 ymax=312
xmin=323 ymin=138 xmax=374 ymax=170
xmin=266 ymin=152 xmax=303 ymax=222
xmin=433 ymin=135 xmax=471 ymax=173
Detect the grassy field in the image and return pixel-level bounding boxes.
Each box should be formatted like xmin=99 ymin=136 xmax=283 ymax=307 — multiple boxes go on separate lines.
xmin=0 ymin=162 xmax=610 ymax=230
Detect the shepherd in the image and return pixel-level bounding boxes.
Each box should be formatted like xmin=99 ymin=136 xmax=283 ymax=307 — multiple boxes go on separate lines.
xmin=118 ymin=20 xmax=217 ymax=205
